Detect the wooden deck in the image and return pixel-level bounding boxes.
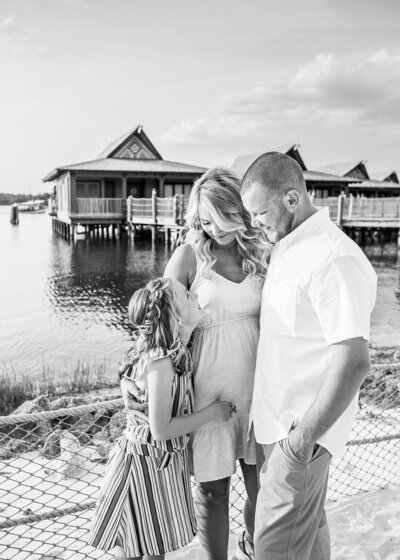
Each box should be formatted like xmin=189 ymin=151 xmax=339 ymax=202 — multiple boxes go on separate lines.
xmin=314 ymin=196 xmax=400 ymax=228
xmin=49 ymin=192 xmax=400 ymax=245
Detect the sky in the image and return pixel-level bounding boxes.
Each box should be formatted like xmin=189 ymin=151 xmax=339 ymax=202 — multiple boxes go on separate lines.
xmin=1 ymin=0 xmax=400 ymax=194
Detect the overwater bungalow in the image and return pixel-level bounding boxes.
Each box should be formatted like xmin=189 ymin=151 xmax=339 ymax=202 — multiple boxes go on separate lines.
xmin=314 ymin=161 xmax=400 ymax=197
xmin=231 ymin=145 xmax=356 ymax=198
xmin=43 ymin=125 xmax=206 ymax=238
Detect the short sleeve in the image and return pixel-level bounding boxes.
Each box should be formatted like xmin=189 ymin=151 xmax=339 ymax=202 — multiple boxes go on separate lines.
xmin=135 ymin=347 xmax=173 ymax=386
xmin=309 ymin=255 xmax=377 ymax=344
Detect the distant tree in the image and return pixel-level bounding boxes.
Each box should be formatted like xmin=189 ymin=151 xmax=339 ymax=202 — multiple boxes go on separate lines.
xmin=0 ymin=192 xmax=50 ymax=205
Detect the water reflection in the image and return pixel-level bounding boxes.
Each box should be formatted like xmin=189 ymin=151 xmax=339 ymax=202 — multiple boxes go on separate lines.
xmin=0 ymin=207 xmax=399 ymax=376
xmin=45 ymin=237 xmax=171 ymax=334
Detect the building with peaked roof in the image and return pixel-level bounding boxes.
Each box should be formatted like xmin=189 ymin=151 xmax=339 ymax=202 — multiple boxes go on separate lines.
xmin=43 ymin=125 xmax=206 ymax=225
xmin=314 ymin=161 xmax=400 ymax=197
xmin=371 ymin=170 xmax=400 ymax=183
xmin=314 ymin=160 xmax=370 ymax=181
xmin=231 ymin=145 xmax=356 ymax=197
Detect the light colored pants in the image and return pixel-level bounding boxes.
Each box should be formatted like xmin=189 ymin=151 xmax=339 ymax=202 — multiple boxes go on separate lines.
xmin=255 ymin=440 xmax=331 ymax=560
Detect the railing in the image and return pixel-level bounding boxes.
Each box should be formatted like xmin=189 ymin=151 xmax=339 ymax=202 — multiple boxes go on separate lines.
xmin=67 ymin=195 xmax=400 ymax=227
xmin=127 ymin=190 xmax=188 ymax=226
xmin=47 ymin=196 xmax=57 ymax=216
xmin=313 ymin=196 xmax=339 ymax=221
xmin=76 ymin=198 xmax=125 ymax=216
xmin=0 ymin=363 xmax=399 ymax=558
xmin=343 ymin=196 xmax=400 ymax=220
xmin=314 ymin=195 xmax=400 ymax=227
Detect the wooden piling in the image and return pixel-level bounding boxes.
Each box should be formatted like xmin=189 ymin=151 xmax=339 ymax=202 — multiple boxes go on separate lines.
xmin=10 ymin=204 xmax=19 ymax=225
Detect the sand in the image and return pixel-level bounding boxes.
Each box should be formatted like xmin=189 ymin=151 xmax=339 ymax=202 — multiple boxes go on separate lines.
xmin=1 ymin=455 xmax=399 ymax=560
xmin=0 ymin=402 xmax=399 ymax=559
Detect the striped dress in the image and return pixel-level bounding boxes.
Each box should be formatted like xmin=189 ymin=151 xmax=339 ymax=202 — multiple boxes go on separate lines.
xmin=88 ymin=347 xmax=196 ymax=557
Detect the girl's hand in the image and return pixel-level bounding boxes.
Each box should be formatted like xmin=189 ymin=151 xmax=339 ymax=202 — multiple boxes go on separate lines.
xmin=209 ymin=400 xmax=236 ymax=423
xmin=121 ymin=376 xmax=148 ymax=422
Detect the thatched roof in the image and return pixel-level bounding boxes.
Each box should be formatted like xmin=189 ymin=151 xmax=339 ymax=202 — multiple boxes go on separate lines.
xmin=371 ymin=170 xmax=400 ymax=183
xmin=231 ymin=144 xmax=306 ymax=176
xmin=349 ymin=179 xmax=400 ymax=190
xmin=304 ymin=170 xmax=356 ymax=184
xmin=97 ymin=125 xmax=163 ymax=160
xmin=43 ymin=158 xmax=206 ymax=182
xmin=314 ymin=161 xmax=369 ymax=180
xmin=43 ymin=124 xmax=207 ymax=182
xmin=231 ymin=146 xmax=355 ymax=184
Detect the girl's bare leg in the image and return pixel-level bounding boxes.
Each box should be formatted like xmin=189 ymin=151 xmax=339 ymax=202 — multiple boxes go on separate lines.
xmin=113 ymin=545 xmax=165 ymax=560
xmin=114 ymin=550 xmax=165 ymax=560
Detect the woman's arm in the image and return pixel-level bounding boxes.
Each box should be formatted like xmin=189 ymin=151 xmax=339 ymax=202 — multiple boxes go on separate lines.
xmin=147 ymin=357 xmax=232 ymax=441
xmin=164 ymin=243 xmax=197 ymax=289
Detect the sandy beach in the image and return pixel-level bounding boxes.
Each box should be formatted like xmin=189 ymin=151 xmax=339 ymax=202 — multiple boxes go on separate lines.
xmin=1 ymin=386 xmax=399 ymax=559
xmin=168 ymin=485 xmax=400 ymax=560
xmin=1 ymin=448 xmax=399 ymax=559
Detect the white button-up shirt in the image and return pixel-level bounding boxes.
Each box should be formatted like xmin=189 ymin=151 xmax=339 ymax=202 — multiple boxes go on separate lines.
xmin=252 ymin=208 xmax=377 ymax=457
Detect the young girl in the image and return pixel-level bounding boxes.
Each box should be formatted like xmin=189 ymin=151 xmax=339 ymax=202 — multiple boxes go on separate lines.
xmin=88 ymin=277 xmax=234 ymax=560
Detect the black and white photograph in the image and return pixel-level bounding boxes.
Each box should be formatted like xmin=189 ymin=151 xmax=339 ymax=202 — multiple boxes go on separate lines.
xmin=0 ymin=1 xmax=399 ymax=559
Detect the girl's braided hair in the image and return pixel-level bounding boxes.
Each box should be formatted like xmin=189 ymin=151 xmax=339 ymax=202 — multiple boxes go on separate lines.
xmin=118 ymin=277 xmax=189 ymax=379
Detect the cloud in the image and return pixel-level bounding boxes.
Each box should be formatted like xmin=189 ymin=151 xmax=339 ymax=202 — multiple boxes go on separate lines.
xmin=0 ymin=15 xmax=16 ymax=31
xmin=157 ymin=49 xmax=400 ymax=161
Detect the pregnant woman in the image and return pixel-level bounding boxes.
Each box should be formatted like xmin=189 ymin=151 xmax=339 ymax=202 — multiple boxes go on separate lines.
xmin=164 ymin=166 xmax=269 ymax=560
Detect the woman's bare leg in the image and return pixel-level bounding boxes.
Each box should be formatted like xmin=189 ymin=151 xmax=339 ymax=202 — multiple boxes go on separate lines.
xmin=239 ymin=459 xmax=260 ymax=549
xmin=194 ymin=477 xmax=231 ymax=560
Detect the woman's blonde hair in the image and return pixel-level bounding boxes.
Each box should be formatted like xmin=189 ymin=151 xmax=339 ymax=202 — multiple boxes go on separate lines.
xmin=118 ymin=277 xmax=189 ymax=379
xmin=185 ymin=166 xmax=270 ymax=277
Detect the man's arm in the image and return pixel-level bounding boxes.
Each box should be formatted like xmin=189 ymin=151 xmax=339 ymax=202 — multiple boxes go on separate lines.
xmin=289 ymin=336 xmax=371 ymax=461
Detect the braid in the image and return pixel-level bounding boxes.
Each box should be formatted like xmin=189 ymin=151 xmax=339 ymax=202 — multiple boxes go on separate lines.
xmin=118 ymin=277 xmax=190 ymax=379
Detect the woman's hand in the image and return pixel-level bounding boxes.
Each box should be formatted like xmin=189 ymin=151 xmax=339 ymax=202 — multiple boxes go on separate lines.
xmin=209 ymin=400 xmax=236 ymax=423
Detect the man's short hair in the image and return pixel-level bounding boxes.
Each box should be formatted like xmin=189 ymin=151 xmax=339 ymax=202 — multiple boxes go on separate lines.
xmin=242 ymin=152 xmax=307 ymax=198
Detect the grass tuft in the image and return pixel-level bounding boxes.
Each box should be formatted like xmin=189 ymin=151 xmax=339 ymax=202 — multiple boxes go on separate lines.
xmin=0 ymin=360 xmax=119 ymax=416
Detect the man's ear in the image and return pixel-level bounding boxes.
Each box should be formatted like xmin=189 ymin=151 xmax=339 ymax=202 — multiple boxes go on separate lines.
xmin=283 ymin=189 xmax=299 ymax=211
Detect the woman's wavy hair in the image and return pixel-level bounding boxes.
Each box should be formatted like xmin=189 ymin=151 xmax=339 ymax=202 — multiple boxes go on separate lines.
xmin=184 ymin=166 xmax=270 ymax=278
xmin=118 ymin=277 xmax=189 ymax=380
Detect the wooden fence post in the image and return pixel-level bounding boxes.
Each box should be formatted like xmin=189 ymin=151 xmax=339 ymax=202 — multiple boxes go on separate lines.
xmin=173 ymin=194 xmax=179 ymax=224
xmin=178 ymin=194 xmax=185 ymax=224
xmin=126 ymin=195 xmax=132 ymax=223
xmin=151 ymin=189 xmax=157 ymax=224
xmin=337 ymin=194 xmax=345 ymax=228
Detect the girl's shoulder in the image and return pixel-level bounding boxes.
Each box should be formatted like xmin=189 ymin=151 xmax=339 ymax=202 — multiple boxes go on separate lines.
xmin=143 ymin=347 xmax=173 ymax=364
xmin=130 ymin=347 xmax=175 ymax=387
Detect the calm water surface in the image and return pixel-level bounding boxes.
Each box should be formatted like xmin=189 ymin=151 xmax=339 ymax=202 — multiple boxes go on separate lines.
xmin=0 ymin=206 xmax=399 ymax=377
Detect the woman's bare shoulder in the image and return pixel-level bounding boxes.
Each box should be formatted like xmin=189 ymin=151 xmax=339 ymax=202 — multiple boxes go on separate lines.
xmin=164 ymin=243 xmax=197 ymax=287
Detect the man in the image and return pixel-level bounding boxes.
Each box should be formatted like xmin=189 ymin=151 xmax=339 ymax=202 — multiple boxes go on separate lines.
xmin=241 ymin=152 xmax=377 ymax=560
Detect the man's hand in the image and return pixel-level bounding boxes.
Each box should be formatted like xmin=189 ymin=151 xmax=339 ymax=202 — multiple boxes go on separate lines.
xmin=288 ymin=424 xmax=314 ymax=463
xmin=120 ymin=376 xmax=148 ymax=423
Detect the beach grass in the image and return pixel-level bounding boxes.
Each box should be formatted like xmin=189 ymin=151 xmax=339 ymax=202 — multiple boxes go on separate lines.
xmin=1 ymin=346 xmax=399 ymax=417
xmin=0 ymin=360 xmax=119 ymax=416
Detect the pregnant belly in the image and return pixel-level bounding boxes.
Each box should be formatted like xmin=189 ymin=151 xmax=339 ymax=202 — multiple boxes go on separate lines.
xmin=191 ymin=320 xmax=258 ymax=412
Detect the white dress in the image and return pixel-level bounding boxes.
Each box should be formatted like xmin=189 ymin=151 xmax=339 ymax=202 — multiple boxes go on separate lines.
xmin=189 ymin=247 xmax=263 ymax=482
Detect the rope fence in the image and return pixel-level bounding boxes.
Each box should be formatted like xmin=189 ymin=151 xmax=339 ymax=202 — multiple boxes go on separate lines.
xmin=0 ymin=363 xmax=399 ymax=559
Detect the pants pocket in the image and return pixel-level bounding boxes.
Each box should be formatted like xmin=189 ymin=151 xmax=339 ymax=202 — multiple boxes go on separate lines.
xmin=280 ymin=439 xmax=327 ymax=465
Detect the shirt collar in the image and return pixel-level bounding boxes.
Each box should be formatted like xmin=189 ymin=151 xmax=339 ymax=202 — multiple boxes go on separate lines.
xmin=277 ymin=207 xmax=330 ymax=253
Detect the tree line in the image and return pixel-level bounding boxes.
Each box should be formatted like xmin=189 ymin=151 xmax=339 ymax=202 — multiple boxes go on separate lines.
xmin=0 ymin=192 xmax=50 ymax=205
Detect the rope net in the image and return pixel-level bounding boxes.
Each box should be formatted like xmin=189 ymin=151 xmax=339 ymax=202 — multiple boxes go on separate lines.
xmin=0 ymin=363 xmax=399 ymax=559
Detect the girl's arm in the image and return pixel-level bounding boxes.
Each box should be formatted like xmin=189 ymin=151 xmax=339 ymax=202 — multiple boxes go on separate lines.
xmin=147 ymin=357 xmax=231 ymax=441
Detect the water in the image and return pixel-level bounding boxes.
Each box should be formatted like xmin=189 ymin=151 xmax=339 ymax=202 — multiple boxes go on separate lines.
xmin=0 ymin=207 xmax=399 ymax=377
